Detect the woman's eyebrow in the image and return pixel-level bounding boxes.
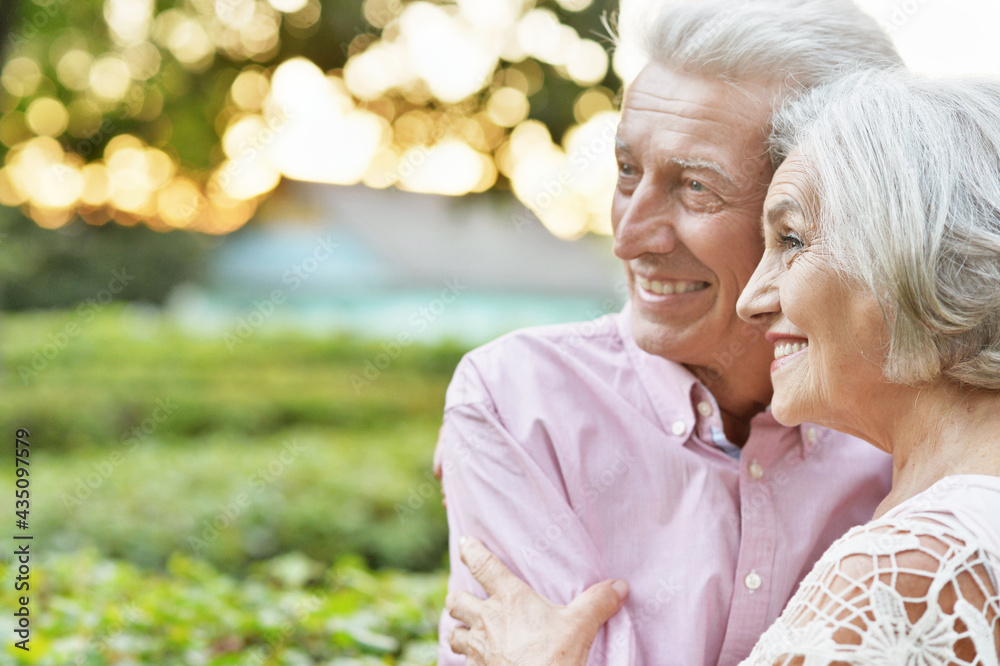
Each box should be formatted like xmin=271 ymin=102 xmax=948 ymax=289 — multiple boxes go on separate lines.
xmin=766 ymin=197 xmax=803 ymax=227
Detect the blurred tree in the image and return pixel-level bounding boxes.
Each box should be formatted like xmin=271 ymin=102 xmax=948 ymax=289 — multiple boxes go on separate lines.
xmin=0 ymin=1 xmax=16 ymax=58
xmin=0 ymin=0 xmax=624 ymax=246
xmin=0 ymin=203 xmax=213 ymax=310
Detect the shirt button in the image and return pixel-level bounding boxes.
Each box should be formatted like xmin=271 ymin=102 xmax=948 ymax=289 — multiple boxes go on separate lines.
xmin=806 ymin=427 xmax=819 ymax=444
xmin=749 ymin=461 xmax=764 ymax=480
xmin=744 ymin=571 xmax=762 ymax=591
xmin=696 ymin=401 xmax=713 ymax=417
xmin=671 ymin=420 xmax=687 ymax=436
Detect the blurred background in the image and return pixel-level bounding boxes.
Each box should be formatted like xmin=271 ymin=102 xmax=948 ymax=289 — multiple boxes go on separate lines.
xmin=0 ymin=0 xmax=997 ymax=663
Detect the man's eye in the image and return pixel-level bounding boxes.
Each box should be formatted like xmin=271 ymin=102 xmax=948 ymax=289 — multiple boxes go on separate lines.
xmin=618 ymin=163 xmax=635 ymax=177
xmin=690 ymin=180 xmax=705 ymax=192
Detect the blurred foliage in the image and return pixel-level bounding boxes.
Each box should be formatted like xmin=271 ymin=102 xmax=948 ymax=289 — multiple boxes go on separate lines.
xmin=0 ymin=0 xmax=622 ymax=237
xmin=1 ymin=306 xmax=464 ymax=448
xmin=0 ymin=307 xmax=464 ymax=571
xmin=0 ymin=549 xmax=445 ymax=665
xmin=0 ymin=200 xmax=214 ymax=310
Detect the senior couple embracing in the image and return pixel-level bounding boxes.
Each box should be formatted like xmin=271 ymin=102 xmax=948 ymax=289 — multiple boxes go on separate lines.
xmin=434 ymin=0 xmax=1000 ymax=663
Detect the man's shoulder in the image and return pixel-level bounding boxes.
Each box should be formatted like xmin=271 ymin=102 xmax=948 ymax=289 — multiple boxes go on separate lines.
xmin=446 ymin=312 xmax=629 ymax=405
xmin=465 ymin=312 xmax=624 ymax=368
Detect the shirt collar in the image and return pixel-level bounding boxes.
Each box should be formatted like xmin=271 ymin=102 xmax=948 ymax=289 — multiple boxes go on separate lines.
xmin=617 ymin=300 xmax=702 ymax=439
xmin=616 ymin=300 xmax=814 ymax=456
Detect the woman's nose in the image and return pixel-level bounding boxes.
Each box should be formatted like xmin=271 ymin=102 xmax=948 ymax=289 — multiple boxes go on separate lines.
xmin=737 ymin=259 xmax=781 ymax=325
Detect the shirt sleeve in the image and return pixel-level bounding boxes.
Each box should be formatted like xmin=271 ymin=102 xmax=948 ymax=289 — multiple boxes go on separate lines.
xmin=436 ymin=356 xmax=640 ymax=666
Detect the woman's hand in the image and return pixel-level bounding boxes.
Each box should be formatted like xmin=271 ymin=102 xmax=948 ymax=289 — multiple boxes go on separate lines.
xmin=446 ymin=537 xmax=629 ymax=666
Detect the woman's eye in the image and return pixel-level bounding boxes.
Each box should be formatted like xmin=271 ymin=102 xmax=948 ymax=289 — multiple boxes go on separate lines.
xmin=779 ymin=233 xmax=804 ymax=251
xmin=618 ymin=163 xmax=635 ymax=177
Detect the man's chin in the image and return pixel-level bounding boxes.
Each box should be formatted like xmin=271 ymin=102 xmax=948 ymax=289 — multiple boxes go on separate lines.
xmin=630 ymin=315 xmax=701 ymax=363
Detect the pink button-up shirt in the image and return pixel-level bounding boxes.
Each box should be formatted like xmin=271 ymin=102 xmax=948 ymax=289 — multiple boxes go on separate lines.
xmin=437 ymin=305 xmax=892 ymax=665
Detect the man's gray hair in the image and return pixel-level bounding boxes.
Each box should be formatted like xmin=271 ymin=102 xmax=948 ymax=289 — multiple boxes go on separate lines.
xmin=630 ymin=0 xmax=903 ymax=90
xmin=770 ymin=70 xmax=1000 ymax=390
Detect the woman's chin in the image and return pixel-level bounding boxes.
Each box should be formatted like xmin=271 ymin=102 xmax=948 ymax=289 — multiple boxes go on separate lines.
xmin=770 ymin=396 xmax=807 ymax=428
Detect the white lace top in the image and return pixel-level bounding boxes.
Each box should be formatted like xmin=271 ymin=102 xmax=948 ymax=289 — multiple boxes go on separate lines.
xmin=741 ymin=475 xmax=1000 ymax=665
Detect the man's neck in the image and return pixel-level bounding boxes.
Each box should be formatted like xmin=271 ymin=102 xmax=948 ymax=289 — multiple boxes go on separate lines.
xmin=686 ymin=348 xmax=774 ymax=447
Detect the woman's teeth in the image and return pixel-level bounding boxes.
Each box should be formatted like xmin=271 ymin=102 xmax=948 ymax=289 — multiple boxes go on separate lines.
xmin=636 ymin=276 xmax=706 ymax=295
xmin=774 ymin=342 xmax=809 ymax=359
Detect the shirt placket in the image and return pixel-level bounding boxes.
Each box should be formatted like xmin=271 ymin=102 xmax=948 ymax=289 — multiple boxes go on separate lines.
xmin=716 ymin=450 xmax=778 ymax=665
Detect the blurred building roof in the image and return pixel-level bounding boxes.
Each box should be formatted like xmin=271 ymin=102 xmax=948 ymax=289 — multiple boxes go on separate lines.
xmin=211 ymin=182 xmax=622 ymax=299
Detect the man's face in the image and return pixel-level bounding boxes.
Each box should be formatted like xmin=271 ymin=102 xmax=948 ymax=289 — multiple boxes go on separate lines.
xmin=612 ymin=63 xmax=776 ymax=368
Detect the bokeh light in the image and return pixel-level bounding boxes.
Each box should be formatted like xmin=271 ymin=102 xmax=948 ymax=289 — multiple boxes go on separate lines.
xmin=25 ymin=98 xmax=69 ymax=137
xmin=3 ymin=0 xmax=1000 ymax=243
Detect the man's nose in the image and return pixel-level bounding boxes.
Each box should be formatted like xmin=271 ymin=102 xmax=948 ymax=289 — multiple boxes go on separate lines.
xmin=613 ymin=182 xmax=679 ymax=260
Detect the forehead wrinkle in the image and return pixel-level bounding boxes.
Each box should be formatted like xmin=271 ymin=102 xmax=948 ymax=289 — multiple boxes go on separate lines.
xmin=625 ymin=88 xmax=767 ymax=130
xmin=616 ymin=119 xmax=741 ymax=185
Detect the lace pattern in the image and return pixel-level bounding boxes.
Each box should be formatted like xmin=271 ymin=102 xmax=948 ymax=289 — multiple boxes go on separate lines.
xmin=741 ymin=486 xmax=1000 ymax=665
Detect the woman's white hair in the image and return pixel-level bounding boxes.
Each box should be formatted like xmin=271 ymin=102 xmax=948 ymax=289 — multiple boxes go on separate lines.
xmin=771 ymin=70 xmax=1000 ymax=390
xmin=627 ymin=0 xmax=902 ymax=89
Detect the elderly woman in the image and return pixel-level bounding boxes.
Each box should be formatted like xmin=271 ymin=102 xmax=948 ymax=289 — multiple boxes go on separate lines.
xmin=446 ymin=70 xmax=1000 ymax=662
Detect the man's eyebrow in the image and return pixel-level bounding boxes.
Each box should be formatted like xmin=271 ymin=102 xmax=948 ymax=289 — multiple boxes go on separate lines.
xmin=612 ymin=140 xmax=734 ymax=185
xmin=766 ymin=198 xmax=802 ymax=227
xmin=669 ymin=158 xmax=733 ymax=185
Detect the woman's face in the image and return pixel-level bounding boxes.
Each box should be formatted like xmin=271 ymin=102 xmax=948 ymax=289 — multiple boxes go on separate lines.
xmin=736 ymin=152 xmax=890 ymax=429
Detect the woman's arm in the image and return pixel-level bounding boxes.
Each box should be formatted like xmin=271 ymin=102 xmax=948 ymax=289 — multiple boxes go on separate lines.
xmin=446 ymin=537 xmax=629 ymax=666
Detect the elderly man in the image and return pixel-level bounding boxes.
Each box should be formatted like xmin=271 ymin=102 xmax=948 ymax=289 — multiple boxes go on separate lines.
xmin=435 ymin=1 xmax=902 ymax=664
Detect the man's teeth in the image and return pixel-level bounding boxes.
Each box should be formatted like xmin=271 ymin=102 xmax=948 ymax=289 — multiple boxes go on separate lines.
xmin=774 ymin=342 xmax=809 ymax=359
xmin=636 ymin=276 xmax=705 ymax=295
